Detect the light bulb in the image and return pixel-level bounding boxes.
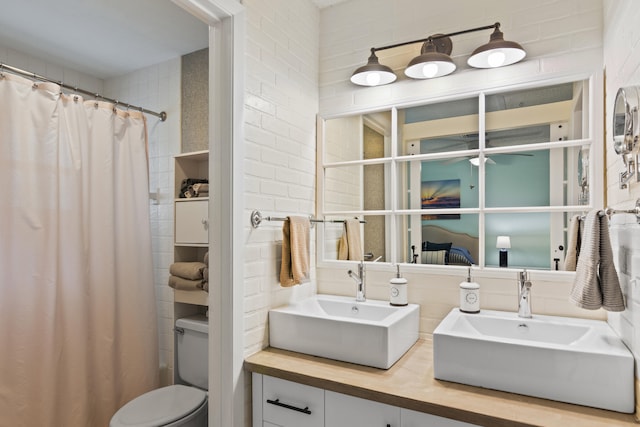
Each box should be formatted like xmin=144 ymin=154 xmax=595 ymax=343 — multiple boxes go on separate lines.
xmin=422 ymin=63 xmax=439 ymax=78
xmin=366 ymin=72 xmax=381 ymax=86
xmin=487 ymin=51 xmax=506 ymax=68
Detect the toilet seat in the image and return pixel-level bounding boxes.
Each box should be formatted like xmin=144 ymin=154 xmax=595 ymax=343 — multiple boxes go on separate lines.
xmin=110 ymin=384 xmax=207 ymax=427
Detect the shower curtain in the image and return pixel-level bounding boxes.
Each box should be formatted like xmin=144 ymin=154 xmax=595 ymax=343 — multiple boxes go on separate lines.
xmin=0 ymin=73 xmax=159 ymax=426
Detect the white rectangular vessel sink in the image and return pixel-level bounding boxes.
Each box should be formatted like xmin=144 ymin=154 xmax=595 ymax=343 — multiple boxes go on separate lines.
xmin=269 ymin=294 xmax=419 ymax=369
xmin=433 ymin=309 xmax=634 ymax=413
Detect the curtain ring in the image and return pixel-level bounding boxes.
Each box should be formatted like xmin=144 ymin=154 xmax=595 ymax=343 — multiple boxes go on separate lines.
xmin=94 ymin=102 xmax=99 ymax=109
xmin=32 ymin=82 xmax=38 ymax=90
xmin=73 ymin=95 xmax=79 ymax=103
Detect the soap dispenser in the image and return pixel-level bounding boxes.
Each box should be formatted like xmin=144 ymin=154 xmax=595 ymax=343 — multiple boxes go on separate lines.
xmin=390 ymin=264 xmax=408 ymax=306
xmin=459 ymin=266 xmax=480 ymax=313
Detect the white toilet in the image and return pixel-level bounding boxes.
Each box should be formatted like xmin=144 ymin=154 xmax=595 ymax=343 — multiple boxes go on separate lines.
xmin=110 ymin=315 xmax=209 ymax=427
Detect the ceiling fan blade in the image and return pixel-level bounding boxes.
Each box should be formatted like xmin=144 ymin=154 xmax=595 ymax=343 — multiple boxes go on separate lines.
xmin=442 ymin=157 xmax=468 ymax=165
xmin=505 ymin=153 xmax=534 ymax=157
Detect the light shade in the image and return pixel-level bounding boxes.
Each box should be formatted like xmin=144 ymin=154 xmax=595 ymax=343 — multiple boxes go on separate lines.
xmin=496 ymin=235 xmax=511 ymax=249
xmin=404 ymin=40 xmax=456 ymax=79
xmin=467 ymin=26 xmax=526 ymax=69
xmin=469 ymin=156 xmax=495 ymax=166
xmin=351 ymin=50 xmax=397 ymax=86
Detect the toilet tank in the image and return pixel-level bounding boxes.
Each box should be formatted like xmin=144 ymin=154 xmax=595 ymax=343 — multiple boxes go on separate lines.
xmin=175 ymin=315 xmax=208 ymax=390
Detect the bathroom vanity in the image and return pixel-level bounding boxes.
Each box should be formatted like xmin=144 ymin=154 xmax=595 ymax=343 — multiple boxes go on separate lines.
xmin=245 ymin=340 xmax=638 ymax=427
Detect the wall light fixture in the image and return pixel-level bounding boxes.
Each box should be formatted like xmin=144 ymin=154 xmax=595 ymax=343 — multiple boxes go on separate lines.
xmin=350 ymin=22 xmax=526 ymax=87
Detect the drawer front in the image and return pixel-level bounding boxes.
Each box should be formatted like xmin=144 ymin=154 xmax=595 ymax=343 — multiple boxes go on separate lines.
xmin=175 ymin=200 xmax=208 ymax=244
xmin=263 ymin=376 xmax=324 ymax=427
xmin=325 ymin=391 xmax=400 ymax=427
xmin=401 ymin=408 xmax=481 ymax=427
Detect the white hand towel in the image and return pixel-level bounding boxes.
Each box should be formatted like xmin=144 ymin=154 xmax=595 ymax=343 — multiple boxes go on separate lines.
xmin=569 ymin=210 xmax=625 ymax=311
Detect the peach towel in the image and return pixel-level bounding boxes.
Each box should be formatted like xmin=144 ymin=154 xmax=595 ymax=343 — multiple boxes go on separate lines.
xmin=169 ymin=262 xmax=206 ymax=280
xmin=168 ymin=275 xmax=204 ymax=291
xmin=280 ymin=216 xmax=310 ymax=287
xmin=338 ymin=218 xmax=363 ymax=261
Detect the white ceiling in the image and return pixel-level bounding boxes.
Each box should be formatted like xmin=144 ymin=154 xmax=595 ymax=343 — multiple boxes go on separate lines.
xmin=311 ymin=0 xmax=349 ymax=8
xmin=0 ymin=0 xmax=209 ymax=79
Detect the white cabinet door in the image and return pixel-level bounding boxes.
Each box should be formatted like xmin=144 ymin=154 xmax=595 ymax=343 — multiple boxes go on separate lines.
xmin=325 ymin=390 xmax=400 ymax=427
xmin=401 ymin=408 xmax=480 ymax=427
xmin=175 ymin=199 xmax=208 ymax=244
xmin=262 ymin=376 xmax=324 ymax=427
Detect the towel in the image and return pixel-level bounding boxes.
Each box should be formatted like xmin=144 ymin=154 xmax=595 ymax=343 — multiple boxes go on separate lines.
xmin=279 ymin=216 xmax=310 ymax=287
xmin=169 ymin=262 xmax=206 ymax=280
xmin=168 ymin=275 xmax=204 ymax=291
xmin=338 ymin=218 xmax=363 ymax=261
xmin=564 ymin=215 xmax=582 ymax=271
xmin=202 ymin=252 xmax=209 ymax=292
xmin=569 ymin=210 xmax=625 ymax=311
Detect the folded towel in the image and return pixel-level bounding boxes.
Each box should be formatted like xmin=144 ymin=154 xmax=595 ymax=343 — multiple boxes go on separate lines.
xmin=338 ymin=218 xmax=363 ymax=261
xmin=169 ymin=262 xmax=206 ymax=280
xmin=279 ymin=216 xmax=310 ymax=287
xmin=564 ymin=215 xmax=582 ymax=271
xmin=202 ymin=253 xmax=209 ymax=292
xmin=192 ymin=183 xmax=209 ymax=196
xmin=569 ymin=210 xmax=625 ymax=311
xmin=168 ymin=275 xmax=204 ymax=291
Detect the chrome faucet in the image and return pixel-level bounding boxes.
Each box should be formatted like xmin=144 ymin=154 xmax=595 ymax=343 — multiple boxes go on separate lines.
xmin=518 ymin=270 xmax=532 ymax=318
xmin=348 ymin=261 xmax=366 ymax=302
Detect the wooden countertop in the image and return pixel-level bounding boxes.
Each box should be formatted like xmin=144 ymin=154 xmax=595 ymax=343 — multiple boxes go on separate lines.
xmin=244 ymin=339 xmax=638 ymax=427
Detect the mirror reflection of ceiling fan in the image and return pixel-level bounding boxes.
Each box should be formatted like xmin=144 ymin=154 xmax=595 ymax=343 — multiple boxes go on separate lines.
xmin=445 ymin=152 xmax=533 ymax=166
xmin=423 ymin=128 xmax=541 ymax=165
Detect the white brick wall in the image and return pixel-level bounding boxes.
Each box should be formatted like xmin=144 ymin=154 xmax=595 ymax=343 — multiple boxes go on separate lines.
xmin=316 ymin=0 xmax=607 ymax=332
xmin=319 ymin=0 xmax=604 ymax=116
xmin=242 ymin=0 xmax=320 ymax=357
xmin=603 ymin=0 xmax=640 ymax=362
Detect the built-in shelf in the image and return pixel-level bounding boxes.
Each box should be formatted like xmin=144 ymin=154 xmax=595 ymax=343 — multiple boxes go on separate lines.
xmin=174 ymin=289 xmax=209 ymax=306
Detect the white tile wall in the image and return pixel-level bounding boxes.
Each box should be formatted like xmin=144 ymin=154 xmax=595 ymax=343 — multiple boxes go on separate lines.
xmin=0 ymin=42 xmax=103 ymax=95
xmin=104 ymin=58 xmax=182 ymax=385
xmin=603 ymin=0 xmax=640 ymax=366
xmin=242 ymin=0 xmax=320 ymax=357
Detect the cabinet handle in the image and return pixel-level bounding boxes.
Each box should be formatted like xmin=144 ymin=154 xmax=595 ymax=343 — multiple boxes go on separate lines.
xmin=266 ymin=398 xmax=312 ymax=415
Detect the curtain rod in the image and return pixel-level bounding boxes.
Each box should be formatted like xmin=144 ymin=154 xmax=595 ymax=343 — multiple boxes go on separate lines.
xmin=0 ymin=62 xmax=167 ymax=121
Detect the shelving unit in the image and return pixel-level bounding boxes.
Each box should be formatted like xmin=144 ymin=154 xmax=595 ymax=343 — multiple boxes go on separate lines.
xmin=173 ymin=150 xmax=209 ymax=309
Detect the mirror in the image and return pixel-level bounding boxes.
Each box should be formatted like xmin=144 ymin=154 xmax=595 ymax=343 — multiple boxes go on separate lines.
xmin=612 ymin=86 xmax=640 ymax=188
xmin=320 ymin=79 xmax=593 ymax=271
